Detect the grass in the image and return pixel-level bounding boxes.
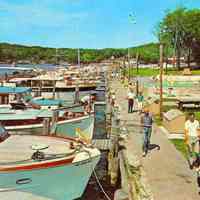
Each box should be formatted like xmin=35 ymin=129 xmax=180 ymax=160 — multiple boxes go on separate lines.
xmin=170 ymin=139 xmax=188 ymax=158
xmin=195 ymin=112 xmax=200 ymax=121
xmin=127 ymin=67 xmax=200 ymax=77
xmin=129 ymin=68 xmax=159 ymax=77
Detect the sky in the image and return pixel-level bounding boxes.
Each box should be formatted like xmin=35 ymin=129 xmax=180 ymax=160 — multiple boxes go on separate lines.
xmin=0 ymin=0 xmax=200 ymax=49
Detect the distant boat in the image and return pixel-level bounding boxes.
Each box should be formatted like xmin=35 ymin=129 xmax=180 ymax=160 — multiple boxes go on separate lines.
xmin=0 ymin=127 xmax=100 ymax=200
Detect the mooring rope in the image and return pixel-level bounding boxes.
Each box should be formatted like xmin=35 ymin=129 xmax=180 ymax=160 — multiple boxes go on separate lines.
xmin=82 ymin=148 xmax=112 ymax=200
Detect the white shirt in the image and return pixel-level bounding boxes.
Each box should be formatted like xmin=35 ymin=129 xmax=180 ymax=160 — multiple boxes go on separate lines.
xmin=185 ymin=120 xmax=199 ymax=137
xmin=81 ymin=95 xmax=90 ymax=103
xmin=127 ymin=92 xmax=135 ymax=99
xmin=111 ymin=95 xmax=116 ymax=100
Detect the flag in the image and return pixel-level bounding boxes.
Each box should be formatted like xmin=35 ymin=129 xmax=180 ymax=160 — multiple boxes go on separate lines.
xmin=75 ymin=128 xmax=91 ymax=144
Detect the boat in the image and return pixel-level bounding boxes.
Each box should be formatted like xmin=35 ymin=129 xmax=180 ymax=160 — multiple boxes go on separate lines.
xmin=0 ymin=108 xmax=94 ymax=141
xmin=0 ymin=127 xmax=100 ymax=200
xmin=0 ymin=86 xmax=31 ymax=106
xmin=0 ymin=86 xmax=95 ymax=140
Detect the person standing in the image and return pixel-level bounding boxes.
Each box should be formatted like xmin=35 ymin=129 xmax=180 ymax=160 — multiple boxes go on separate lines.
xmin=128 ymin=82 xmax=134 ymax=92
xmin=127 ymin=89 xmax=135 ymax=113
xmin=137 ymin=91 xmax=144 ymax=112
xmin=141 ymin=108 xmax=153 ymax=157
xmin=111 ymin=91 xmax=116 ymax=107
xmin=185 ymin=113 xmax=200 ymax=164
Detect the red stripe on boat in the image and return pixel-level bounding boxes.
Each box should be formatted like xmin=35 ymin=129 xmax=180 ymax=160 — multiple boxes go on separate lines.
xmin=0 ymin=157 xmax=74 ymax=172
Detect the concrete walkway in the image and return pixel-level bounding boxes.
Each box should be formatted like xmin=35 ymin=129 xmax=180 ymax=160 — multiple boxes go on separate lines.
xmin=111 ymin=80 xmax=199 ymax=200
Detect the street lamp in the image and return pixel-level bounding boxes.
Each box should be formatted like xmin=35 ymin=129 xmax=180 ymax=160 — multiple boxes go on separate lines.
xmin=128 ymin=12 xmax=140 ymax=95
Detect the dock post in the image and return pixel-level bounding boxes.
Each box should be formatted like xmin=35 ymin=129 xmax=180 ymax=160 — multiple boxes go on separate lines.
xmin=43 ymin=118 xmax=51 ymax=135
xmin=50 ymin=110 xmax=59 ymax=135
xmin=74 ymin=83 xmax=80 ymax=104
xmin=106 ymin=89 xmax=112 ymax=138
xmin=108 ymin=104 xmax=121 ymax=186
xmin=52 ymin=80 xmax=56 ymax=99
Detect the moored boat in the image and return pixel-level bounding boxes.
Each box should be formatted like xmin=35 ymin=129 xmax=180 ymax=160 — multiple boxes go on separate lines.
xmin=0 ymin=108 xmax=94 ymax=140
xmin=0 ymin=128 xmax=100 ymax=200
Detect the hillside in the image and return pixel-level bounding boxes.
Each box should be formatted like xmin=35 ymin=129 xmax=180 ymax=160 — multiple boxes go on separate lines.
xmin=0 ymin=42 xmax=169 ymax=64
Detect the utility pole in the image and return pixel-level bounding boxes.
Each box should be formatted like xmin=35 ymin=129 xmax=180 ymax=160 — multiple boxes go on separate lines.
xmin=77 ymin=48 xmax=80 ymax=67
xmin=128 ymin=48 xmax=130 ymax=81
xmin=136 ymin=52 xmax=139 ymax=74
xmin=55 ymin=48 xmax=58 ymax=66
xmin=159 ymin=43 xmax=164 ymax=119
xmin=136 ymin=52 xmax=140 ymax=96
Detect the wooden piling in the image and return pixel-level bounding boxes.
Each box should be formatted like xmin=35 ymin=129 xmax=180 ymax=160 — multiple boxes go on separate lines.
xmin=43 ymin=118 xmax=51 ymax=135
xmin=108 ymin=103 xmax=121 ymax=186
xmin=50 ymin=110 xmax=59 ymax=135
xmin=74 ymin=83 xmax=80 ymax=104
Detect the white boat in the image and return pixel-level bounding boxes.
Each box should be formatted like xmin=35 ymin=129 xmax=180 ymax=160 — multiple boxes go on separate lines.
xmin=0 ymin=128 xmax=100 ymax=200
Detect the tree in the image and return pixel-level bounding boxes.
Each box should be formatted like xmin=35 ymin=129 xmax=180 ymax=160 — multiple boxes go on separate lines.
xmin=184 ymin=9 xmax=200 ymax=65
xmin=158 ymin=7 xmax=186 ymax=70
xmin=158 ymin=7 xmax=200 ymax=68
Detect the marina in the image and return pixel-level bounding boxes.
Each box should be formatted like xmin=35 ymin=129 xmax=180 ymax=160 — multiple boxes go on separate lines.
xmin=1 ymin=64 xmax=200 ymax=200
xmin=1 ymin=1 xmax=200 ymax=199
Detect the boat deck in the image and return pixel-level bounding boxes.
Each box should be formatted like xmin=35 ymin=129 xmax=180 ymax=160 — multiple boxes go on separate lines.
xmin=0 ymin=135 xmax=74 ymax=165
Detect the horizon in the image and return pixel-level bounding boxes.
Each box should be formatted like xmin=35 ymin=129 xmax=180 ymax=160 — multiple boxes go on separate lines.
xmin=0 ymin=0 xmax=200 ymax=49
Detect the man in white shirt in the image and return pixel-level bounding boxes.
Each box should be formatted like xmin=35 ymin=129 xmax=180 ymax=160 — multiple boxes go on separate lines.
xmin=127 ymin=89 xmax=135 ymax=113
xmin=80 ymin=95 xmax=90 ymax=105
xmin=185 ymin=113 xmax=200 ymax=160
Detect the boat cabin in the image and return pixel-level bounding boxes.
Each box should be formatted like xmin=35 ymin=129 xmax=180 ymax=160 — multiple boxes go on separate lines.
xmin=0 ymin=86 xmax=31 ymax=105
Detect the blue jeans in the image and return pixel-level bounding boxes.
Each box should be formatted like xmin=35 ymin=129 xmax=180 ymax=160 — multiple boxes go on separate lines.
xmin=143 ymin=127 xmax=152 ymax=154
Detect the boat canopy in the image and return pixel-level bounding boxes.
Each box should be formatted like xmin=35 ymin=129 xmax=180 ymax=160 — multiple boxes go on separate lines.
xmin=0 ymin=86 xmax=31 ymax=94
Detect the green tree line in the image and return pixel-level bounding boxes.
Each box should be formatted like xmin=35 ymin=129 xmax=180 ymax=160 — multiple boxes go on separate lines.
xmin=0 ymin=42 xmax=166 ymax=64
xmin=0 ymin=43 xmax=127 ymax=64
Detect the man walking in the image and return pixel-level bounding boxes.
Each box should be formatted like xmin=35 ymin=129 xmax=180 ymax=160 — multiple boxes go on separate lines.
xmin=141 ymin=108 xmax=153 ymax=157
xmin=127 ymin=89 xmax=135 ymax=113
xmin=185 ymin=113 xmax=200 ymax=165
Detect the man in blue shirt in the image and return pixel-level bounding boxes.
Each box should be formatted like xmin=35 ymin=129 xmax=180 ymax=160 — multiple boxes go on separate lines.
xmin=141 ymin=108 xmax=153 ymax=157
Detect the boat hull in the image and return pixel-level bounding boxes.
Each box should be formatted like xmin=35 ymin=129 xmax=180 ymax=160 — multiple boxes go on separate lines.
xmin=0 ymin=156 xmax=100 ymax=200
xmin=6 ymin=114 xmax=94 ymax=139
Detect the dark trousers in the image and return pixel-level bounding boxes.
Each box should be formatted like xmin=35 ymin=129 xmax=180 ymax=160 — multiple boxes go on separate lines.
xmin=128 ymin=99 xmax=134 ymax=113
xmin=143 ymin=127 xmax=152 ymax=154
